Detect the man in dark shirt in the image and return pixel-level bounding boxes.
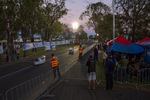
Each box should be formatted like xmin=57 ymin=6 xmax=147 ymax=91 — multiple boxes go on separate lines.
xmin=105 ymin=56 xmax=115 ymax=90
xmin=94 ymin=46 xmax=98 ymax=62
xmin=86 ymin=55 xmax=96 ymax=90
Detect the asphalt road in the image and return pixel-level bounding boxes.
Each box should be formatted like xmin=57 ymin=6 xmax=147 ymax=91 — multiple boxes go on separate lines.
xmin=0 ymin=46 xmax=79 ymax=94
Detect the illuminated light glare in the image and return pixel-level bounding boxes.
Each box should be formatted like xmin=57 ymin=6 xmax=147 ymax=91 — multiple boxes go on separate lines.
xmin=72 ymin=22 xmax=79 ymax=30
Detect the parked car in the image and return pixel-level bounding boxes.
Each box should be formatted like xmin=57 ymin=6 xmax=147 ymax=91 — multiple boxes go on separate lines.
xmin=69 ymin=47 xmax=74 ymax=54
xmin=34 ymin=55 xmax=46 ymax=65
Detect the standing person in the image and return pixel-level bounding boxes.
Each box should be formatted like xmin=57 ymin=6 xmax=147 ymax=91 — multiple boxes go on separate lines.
xmin=102 ymin=50 xmax=108 ymax=65
xmin=86 ymin=55 xmax=96 ymax=90
xmin=119 ymin=54 xmax=129 ymax=83
xmin=79 ymin=45 xmax=83 ymax=59
xmin=16 ymin=47 xmax=20 ymax=59
xmin=105 ymin=56 xmax=115 ymax=90
xmin=94 ymin=46 xmax=98 ymax=62
xmin=50 ymin=54 xmax=61 ymax=80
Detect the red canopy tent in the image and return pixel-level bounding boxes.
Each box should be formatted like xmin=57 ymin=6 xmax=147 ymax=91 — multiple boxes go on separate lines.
xmin=136 ymin=36 xmax=150 ymax=64
xmin=136 ymin=36 xmax=150 ymax=44
xmin=107 ymin=36 xmax=132 ymax=45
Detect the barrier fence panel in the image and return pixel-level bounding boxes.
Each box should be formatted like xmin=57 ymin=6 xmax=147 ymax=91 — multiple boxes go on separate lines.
xmin=138 ymin=68 xmax=150 ymax=86
xmin=36 ymin=60 xmax=77 ymax=100
xmin=5 ymin=70 xmax=54 ymax=100
xmin=114 ymin=67 xmax=150 ymax=87
xmin=5 ymin=60 xmax=77 ymax=100
xmin=82 ymin=43 xmax=96 ymax=56
xmin=0 ymin=94 xmax=4 ymax=100
xmin=36 ymin=44 xmax=95 ymax=99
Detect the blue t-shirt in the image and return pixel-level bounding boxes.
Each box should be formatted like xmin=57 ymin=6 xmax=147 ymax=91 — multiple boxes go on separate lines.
xmin=105 ymin=60 xmax=115 ymax=75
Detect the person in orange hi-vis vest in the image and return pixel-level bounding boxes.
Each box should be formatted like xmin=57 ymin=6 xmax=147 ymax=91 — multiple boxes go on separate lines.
xmin=50 ymin=53 xmax=61 ymax=79
xmin=79 ymin=45 xmax=83 ymax=59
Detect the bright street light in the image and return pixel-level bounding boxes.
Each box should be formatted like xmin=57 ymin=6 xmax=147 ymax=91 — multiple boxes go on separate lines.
xmin=72 ymin=22 xmax=79 ymax=47
xmin=72 ymin=22 xmax=79 ymax=31
xmin=72 ymin=21 xmax=79 ymax=40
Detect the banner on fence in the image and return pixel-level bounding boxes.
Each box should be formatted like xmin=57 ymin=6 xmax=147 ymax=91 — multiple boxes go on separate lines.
xmin=60 ymin=41 xmax=63 ymax=45
xmin=0 ymin=46 xmax=3 ymax=54
xmin=45 ymin=46 xmax=50 ymax=50
xmin=21 ymin=40 xmax=71 ymax=50
xmin=62 ymin=40 xmax=66 ymax=45
xmin=51 ymin=42 xmax=56 ymax=46
xmin=33 ymin=42 xmax=44 ymax=48
xmin=43 ymin=42 xmax=50 ymax=50
xmin=43 ymin=42 xmax=50 ymax=46
xmin=22 ymin=43 xmax=34 ymax=50
xmin=66 ymin=40 xmax=70 ymax=44
xmin=56 ymin=41 xmax=60 ymax=45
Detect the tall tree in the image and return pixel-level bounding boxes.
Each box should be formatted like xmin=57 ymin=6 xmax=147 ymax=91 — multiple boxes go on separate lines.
xmin=80 ymin=2 xmax=112 ymax=38
xmin=41 ymin=0 xmax=68 ymax=41
xmin=0 ymin=0 xmax=68 ymax=58
xmin=76 ymin=25 xmax=87 ymax=40
xmin=0 ymin=0 xmax=20 ymax=61
xmin=114 ymin=0 xmax=150 ymax=41
xmin=49 ymin=21 xmax=65 ymax=39
xmin=19 ymin=0 xmax=42 ymax=43
xmin=0 ymin=0 xmax=5 ymax=40
xmin=62 ymin=24 xmax=73 ymax=40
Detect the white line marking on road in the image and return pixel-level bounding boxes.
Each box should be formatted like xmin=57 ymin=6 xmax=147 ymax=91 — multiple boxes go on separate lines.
xmin=0 ymin=47 xmax=79 ymax=80
xmin=0 ymin=65 xmax=33 ymax=80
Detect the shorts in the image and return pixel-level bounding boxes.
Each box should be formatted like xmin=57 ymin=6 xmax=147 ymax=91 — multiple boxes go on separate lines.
xmin=88 ymin=72 xmax=96 ymax=81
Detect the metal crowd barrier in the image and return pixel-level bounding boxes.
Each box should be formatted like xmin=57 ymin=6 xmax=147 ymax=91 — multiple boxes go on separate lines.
xmin=138 ymin=68 xmax=150 ymax=86
xmin=0 ymin=94 xmax=4 ymax=100
xmin=5 ymin=43 xmax=96 ymax=100
xmin=82 ymin=43 xmax=96 ymax=56
xmin=36 ymin=60 xmax=77 ymax=100
xmin=5 ymin=69 xmax=53 ymax=100
xmin=35 ymin=44 xmax=96 ymax=100
xmin=5 ymin=60 xmax=77 ymax=100
xmin=113 ymin=67 xmax=150 ymax=87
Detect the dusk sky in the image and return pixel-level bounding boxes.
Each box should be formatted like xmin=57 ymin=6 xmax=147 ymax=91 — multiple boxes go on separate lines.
xmin=60 ymin=0 xmax=112 ymax=36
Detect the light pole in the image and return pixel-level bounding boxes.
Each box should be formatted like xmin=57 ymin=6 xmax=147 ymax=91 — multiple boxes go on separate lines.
xmin=72 ymin=22 xmax=79 ymax=47
xmin=112 ymin=0 xmax=115 ymax=43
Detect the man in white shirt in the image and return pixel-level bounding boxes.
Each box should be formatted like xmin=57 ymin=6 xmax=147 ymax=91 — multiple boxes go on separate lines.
xmin=102 ymin=50 xmax=108 ymax=65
